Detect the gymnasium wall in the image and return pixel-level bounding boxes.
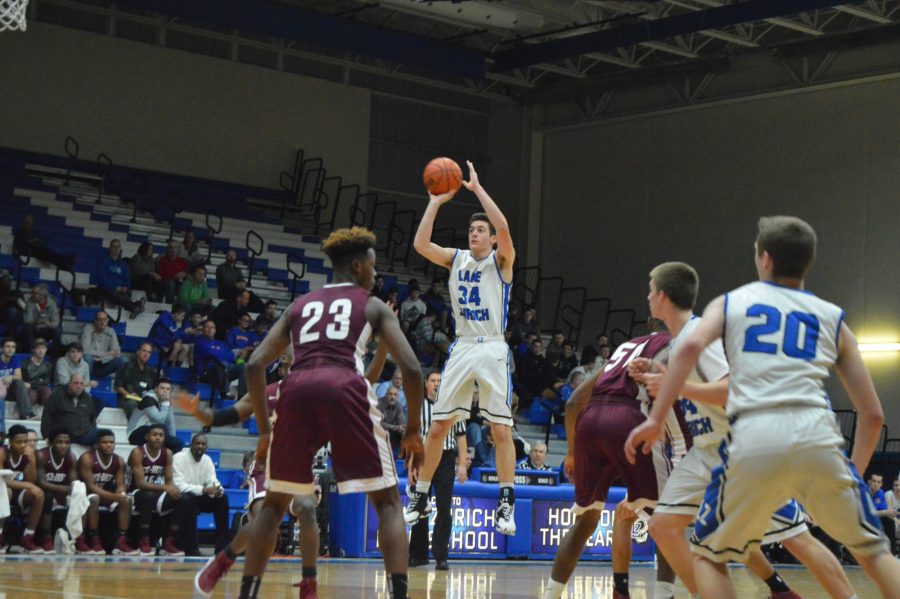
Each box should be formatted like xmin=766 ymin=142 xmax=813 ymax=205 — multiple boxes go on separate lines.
xmin=0 ymin=23 xmax=371 ymax=189
xmin=539 ymin=78 xmax=900 ymax=421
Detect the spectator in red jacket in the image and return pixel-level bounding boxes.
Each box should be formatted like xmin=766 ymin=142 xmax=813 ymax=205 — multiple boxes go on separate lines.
xmin=156 ymin=240 xmax=190 ymax=304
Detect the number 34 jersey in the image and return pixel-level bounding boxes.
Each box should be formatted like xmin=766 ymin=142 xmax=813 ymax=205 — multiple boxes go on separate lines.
xmin=450 ymin=249 xmax=510 ymax=339
xmin=723 ymin=280 xmax=844 ymax=418
xmin=290 ymin=283 xmax=373 ymax=376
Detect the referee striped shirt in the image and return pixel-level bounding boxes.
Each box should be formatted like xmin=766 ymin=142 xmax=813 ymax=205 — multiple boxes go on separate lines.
xmin=421 ymin=398 xmax=467 ymax=452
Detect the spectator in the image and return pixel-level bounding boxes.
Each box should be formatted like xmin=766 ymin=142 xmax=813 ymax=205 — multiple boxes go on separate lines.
xmin=889 ymin=477 xmax=900 ymax=554
xmin=21 ymin=338 xmax=53 ymax=417
xmin=421 ymin=277 xmax=449 ymax=328
xmin=55 ymin=342 xmax=97 ymax=393
xmin=4 ymin=424 xmax=47 ymax=552
xmin=384 ymin=287 xmax=400 ymax=318
xmin=580 ymin=334 xmax=610 ymax=369
xmin=559 ymin=368 xmax=586 ymax=404
xmin=177 ymin=230 xmax=205 ymax=266
xmin=79 ymin=310 xmax=125 ymax=379
xmin=473 ymin=426 xmax=496 ymax=468
xmin=25 ymin=428 xmax=39 ymax=450
xmin=176 ymin=265 xmax=211 ymax=315
xmin=585 ymin=344 xmax=612 ymax=377
xmin=126 ymin=379 xmax=183 ymax=453
xmin=399 ymin=279 xmax=426 ymax=332
xmin=372 ymin=274 xmax=388 ymax=302
xmin=504 ymin=304 xmax=524 ymax=347
xmin=22 ymin=283 xmax=61 ymax=353
xmin=129 ymin=242 xmax=161 ymax=302
xmin=0 ymin=337 xmax=30 ymax=419
xmin=194 ymin=320 xmax=246 ymax=400
xmin=215 ymin=249 xmax=264 ymax=312
xmin=553 ymin=340 xmax=579 ymax=382
xmin=226 ymin=312 xmax=257 ymax=362
xmin=466 ymin=387 xmax=485 ymax=449
xmin=517 ymin=338 xmax=554 ymax=401
xmin=173 ymin=433 xmax=230 ymax=554
xmin=156 ymin=240 xmax=190 ymax=304
xmin=96 ymin=239 xmax=145 ymax=319
xmin=375 ymin=369 xmax=406 ymax=413
xmin=254 ymin=300 xmax=280 ymax=330
xmin=377 ymin=386 xmax=406 ymax=451
xmin=114 ymin=342 xmax=158 ymax=418
xmin=545 ymin=330 xmax=566 ymax=364
xmin=414 ymin=305 xmax=450 ymax=367
xmin=148 ymin=304 xmax=191 ymax=367
xmin=41 ymin=374 xmax=98 ymax=446
xmin=868 ymin=472 xmax=896 ymax=551
xmin=0 ymin=274 xmax=24 ymax=341
xmin=518 ymin=307 xmax=541 ymax=340
xmin=516 ymin=441 xmax=553 ymax=471
xmin=179 ymin=308 xmax=207 ymax=368
xmin=13 ymin=214 xmax=73 ymax=271
xmin=210 ymin=289 xmax=251 ymax=341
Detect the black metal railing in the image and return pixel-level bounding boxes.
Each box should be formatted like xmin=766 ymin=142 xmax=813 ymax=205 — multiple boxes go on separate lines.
xmin=54 ymin=266 xmax=76 ymax=320
xmin=286 ymin=252 xmax=307 ymax=301
xmin=95 ymin=153 xmax=113 ymax=204
xmin=557 ymin=286 xmax=587 ymax=344
xmin=535 ymin=276 xmax=564 ymax=334
xmin=14 ymin=246 xmax=31 ymax=292
xmin=511 ymin=266 xmax=541 ymax=310
xmin=129 ymin=172 xmax=147 ymax=224
xmin=205 ymin=210 xmax=223 ymax=264
xmin=579 ymin=297 xmax=612 ymax=346
xmin=317 ymin=176 xmax=343 ymax=233
xmin=245 ymin=230 xmax=264 ymax=287
xmin=386 ymin=209 xmax=417 ymax=267
xmin=166 ymin=192 xmax=183 ymax=240
xmin=63 ymin=136 xmax=79 ymax=185
xmin=604 ymin=308 xmax=636 ymax=345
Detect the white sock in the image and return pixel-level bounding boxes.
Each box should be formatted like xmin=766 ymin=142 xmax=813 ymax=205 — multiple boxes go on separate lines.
xmin=543 ymin=578 xmax=566 ymax=599
xmin=654 ymin=581 xmax=676 ymax=599
xmin=415 ymin=480 xmax=431 ymax=494
xmin=24 ymin=529 xmax=35 ymax=537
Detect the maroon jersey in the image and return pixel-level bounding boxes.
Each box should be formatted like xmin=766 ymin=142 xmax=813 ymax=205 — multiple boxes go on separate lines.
xmin=4 ymin=450 xmax=30 ymax=483
xmin=129 ymin=445 xmax=167 ymax=491
xmin=289 ymin=284 xmax=372 ymax=374
xmin=88 ymin=450 xmax=122 ymax=494
xmin=38 ymin=448 xmax=76 ymax=505
xmin=591 ymin=332 xmax=671 ymax=401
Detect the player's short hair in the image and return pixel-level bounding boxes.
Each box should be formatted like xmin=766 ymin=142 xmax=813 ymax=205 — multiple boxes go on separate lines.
xmin=146 ymin=424 xmax=166 ymax=436
xmin=469 ymin=212 xmax=495 ymax=235
xmin=2 ymin=337 xmax=15 ymax=347
xmin=756 ymin=216 xmax=817 ymax=279
xmin=49 ymin=427 xmax=70 ymax=442
xmin=649 ymin=262 xmax=699 ymax=310
xmin=96 ymin=429 xmax=115 ymax=441
xmin=322 ymin=227 xmax=377 ymax=268
xmin=7 ymin=424 xmax=27 ymax=439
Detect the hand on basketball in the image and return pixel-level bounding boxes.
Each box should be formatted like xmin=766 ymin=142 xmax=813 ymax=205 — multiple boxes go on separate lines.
xmin=428 ymin=189 xmax=458 ymax=205
xmin=400 ymin=431 xmax=425 ymax=475
xmin=461 ymin=160 xmax=481 ymax=192
xmin=624 ymin=419 xmax=664 ymax=464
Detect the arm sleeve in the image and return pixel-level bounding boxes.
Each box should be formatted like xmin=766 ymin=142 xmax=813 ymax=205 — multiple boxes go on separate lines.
xmin=96 ymin=258 xmax=114 ymax=290
xmin=172 ymin=453 xmax=204 ymax=495
xmin=55 ymin=359 xmax=70 ymax=385
xmin=204 ymin=456 xmax=220 ymax=487
xmin=46 ymin=302 xmax=60 ymax=328
xmin=23 ymin=302 xmax=36 ymax=325
xmin=109 ymin=332 xmax=121 ymax=354
xmin=79 ymin=327 xmax=91 ymax=355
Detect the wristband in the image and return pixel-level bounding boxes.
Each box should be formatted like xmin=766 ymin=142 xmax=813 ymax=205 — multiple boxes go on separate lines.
xmin=211 ymin=406 xmax=240 ymax=427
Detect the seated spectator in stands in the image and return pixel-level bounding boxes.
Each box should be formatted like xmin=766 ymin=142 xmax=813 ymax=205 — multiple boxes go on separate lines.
xmin=545 ymin=330 xmax=566 ymax=364
xmin=114 ymin=342 xmax=158 ymax=418
xmin=252 ymin=316 xmax=270 ymax=348
xmin=149 ymin=304 xmax=192 ymax=367
xmin=42 ymin=374 xmax=98 ymax=446
xmin=414 ymin=305 xmax=449 ymax=367
xmin=210 ymin=289 xmax=251 ymax=341
xmin=26 ymin=428 xmax=39 ymax=450
xmin=372 ymin=274 xmax=388 ymax=302
xmin=421 ymin=276 xmax=449 ymax=328
xmin=173 ymin=433 xmax=230 ymax=555
xmin=399 ymin=279 xmax=425 ymax=332
xmin=375 ymin=369 xmax=406 ymax=413
xmin=377 ymin=386 xmax=406 ymax=452
xmin=0 ymin=274 xmax=24 ymax=340
xmin=80 ymin=310 xmax=125 ymax=379
xmin=194 ymin=320 xmax=246 ymax=400
xmin=517 ymin=338 xmax=554 ymax=403
xmin=1 ymin=337 xmax=31 ymax=419
xmin=177 ymin=265 xmax=211 ymax=315
xmin=127 ymin=379 xmax=183 ymax=453
xmin=515 ymin=331 xmax=536 ymax=363
xmin=130 ymin=242 xmax=161 ymax=302
xmin=517 ymin=307 xmax=541 ymax=341
xmin=254 ymin=300 xmax=280 ymax=330
xmin=21 ymin=338 xmax=53 ymax=417
xmin=558 ymin=368 xmax=585 ymax=404
xmin=177 ymin=230 xmax=205 ymax=267
xmin=473 ymin=426 xmax=496 ymax=468
xmin=179 ymin=308 xmax=207 ymax=368
xmin=156 ymin=240 xmax=190 ymax=304
xmin=55 ymin=342 xmax=97 ymax=394
xmin=553 ymin=340 xmax=579 ymax=383
xmin=22 ymin=283 xmax=61 ymax=353
xmin=868 ymin=472 xmax=896 ymax=550
xmin=214 ymin=249 xmax=264 ymax=311
xmin=889 ymin=477 xmax=900 ymax=554
xmin=4 ymin=424 xmax=47 ymax=553
xmin=13 ymin=213 xmax=74 ymax=271
xmin=96 ymin=239 xmax=145 ymax=319
xmin=579 ymin=334 xmax=610 ymax=369
xmin=585 ymin=344 xmax=612 ymax=377
xmin=466 ymin=387 xmax=485 ymax=449
xmin=516 ymin=441 xmax=553 ymax=471
xmin=385 ymin=286 xmax=400 ymax=318
xmin=226 ymin=312 xmax=257 ymax=362
xmin=77 ymin=429 xmax=138 ymax=555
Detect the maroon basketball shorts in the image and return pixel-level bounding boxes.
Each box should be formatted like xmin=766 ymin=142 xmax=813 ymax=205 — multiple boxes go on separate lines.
xmin=573 ymin=398 xmax=671 ymax=516
xmin=247 ymin=465 xmax=267 ymax=508
xmin=267 ymin=366 xmax=397 ymax=495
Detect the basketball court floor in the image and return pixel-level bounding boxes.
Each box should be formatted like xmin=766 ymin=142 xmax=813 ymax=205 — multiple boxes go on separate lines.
xmin=0 ymin=555 xmax=881 ymax=598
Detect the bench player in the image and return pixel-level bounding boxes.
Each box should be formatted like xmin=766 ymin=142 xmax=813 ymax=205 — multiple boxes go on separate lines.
xmin=4 ymin=424 xmax=46 ymax=553
xmin=408 ymin=160 xmax=517 ymax=535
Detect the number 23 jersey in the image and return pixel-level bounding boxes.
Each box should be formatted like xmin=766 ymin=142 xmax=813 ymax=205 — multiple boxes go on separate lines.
xmin=450 ymin=249 xmax=510 ymax=339
xmin=723 ymin=280 xmax=843 ymax=417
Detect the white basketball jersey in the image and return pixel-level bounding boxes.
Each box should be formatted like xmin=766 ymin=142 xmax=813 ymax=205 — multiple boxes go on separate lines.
xmin=449 ymin=249 xmax=510 ymax=339
xmin=723 ymin=281 xmax=843 ymax=417
xmin=671 ymin=316 xmax=731 ymax=448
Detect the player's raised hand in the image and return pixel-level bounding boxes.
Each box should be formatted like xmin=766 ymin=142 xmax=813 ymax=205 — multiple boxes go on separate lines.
xmin=428 ymin=188 xmax=458 ymax=205
xmin=624 ymin=419 xmax=664 ymax=464
xmin=400 ymin=431 xmax=425 ymax=474
xmin=564 ymin=452 xmax=575 ymax=481
xmin=461 ymin=160 xmax=481 ymax=192
xmin=176 ymin=390 xmax=201 ymax=416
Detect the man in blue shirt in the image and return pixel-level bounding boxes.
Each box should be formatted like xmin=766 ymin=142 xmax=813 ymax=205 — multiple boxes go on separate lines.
xmin=0 ymin=337 xmax=29 ymax=422
xmin=96 ymin=239 xmax=145 ymax=319
xmin=194 ymin=320 xmax=245 ymax=402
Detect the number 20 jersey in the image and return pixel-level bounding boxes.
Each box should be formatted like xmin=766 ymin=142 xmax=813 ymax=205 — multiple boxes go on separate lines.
xmin=723 ymin=280 xmax=844 ymax=418
xmin=450 ymin=249 xmax=510 ymax=339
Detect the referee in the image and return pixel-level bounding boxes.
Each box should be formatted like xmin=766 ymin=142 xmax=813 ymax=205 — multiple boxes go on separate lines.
xmin=409 ymin=370 xmax=468 ymax=571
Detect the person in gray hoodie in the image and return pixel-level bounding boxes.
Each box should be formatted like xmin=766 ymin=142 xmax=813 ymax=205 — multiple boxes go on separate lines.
xmin=126 ymin=379 xmax=184 ymax=453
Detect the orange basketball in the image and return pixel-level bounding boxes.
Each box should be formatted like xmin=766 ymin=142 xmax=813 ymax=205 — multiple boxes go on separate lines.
xmin=422 ymin=157 xmax=463 ymax=195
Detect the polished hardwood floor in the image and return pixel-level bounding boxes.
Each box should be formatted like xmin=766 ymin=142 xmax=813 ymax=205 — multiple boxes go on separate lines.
xmin=0 ymin=554 xmax=882 ymax=598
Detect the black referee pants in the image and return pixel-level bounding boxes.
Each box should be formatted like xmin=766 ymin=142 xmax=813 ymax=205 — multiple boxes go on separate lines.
xmin=410 ymin=449 xmax=456 ymax=562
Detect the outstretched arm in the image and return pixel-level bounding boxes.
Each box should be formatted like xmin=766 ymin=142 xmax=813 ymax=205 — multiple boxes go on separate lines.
xmin=413 ymin=190 xmax=458 ymax=269
xmin=462 ymin=161 xmax=515 ymax=279
xmin=562 ymin=368 xmax=603 ymax=479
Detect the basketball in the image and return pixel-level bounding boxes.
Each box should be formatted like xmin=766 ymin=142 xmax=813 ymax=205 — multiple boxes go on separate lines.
xmin=422 ymin=157 xmax=463 ymax=195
